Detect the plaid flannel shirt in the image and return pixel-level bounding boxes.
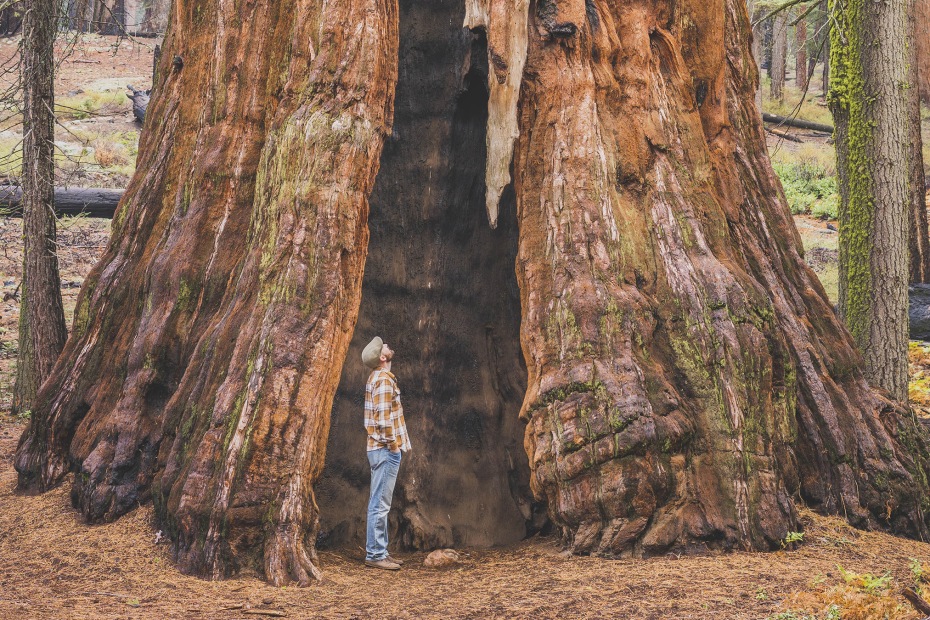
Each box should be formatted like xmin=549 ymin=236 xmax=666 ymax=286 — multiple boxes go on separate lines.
xmin=364 ymin=369 xmax=411 ymax=452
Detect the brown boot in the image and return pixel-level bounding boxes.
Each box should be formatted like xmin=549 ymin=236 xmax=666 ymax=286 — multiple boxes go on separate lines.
xmin=386 ymin=555 xmax=404 ymax=565
xmin=365 ymin=558 xmax=401 ymax=570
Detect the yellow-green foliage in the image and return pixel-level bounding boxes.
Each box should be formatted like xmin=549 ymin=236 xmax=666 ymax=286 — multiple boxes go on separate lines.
xmin=908 ymin=342 xmax=930 ymax=407
xmin=56 ymin=90 xmax=128 ymax=120
xmin=771 ymin=144 xmax=838 ymax=220
xmin=0 ymin=137 xmax=21 ymax=176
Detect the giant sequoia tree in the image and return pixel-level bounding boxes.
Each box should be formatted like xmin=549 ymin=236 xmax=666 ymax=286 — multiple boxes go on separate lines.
xmin=15 ymin=0 xmax=930 ymax=585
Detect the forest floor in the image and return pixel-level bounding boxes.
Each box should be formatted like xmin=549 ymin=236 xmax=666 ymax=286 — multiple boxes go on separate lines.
xmin=2 ymin=424 xmax=930 ymax=620
xmin=4 ymin=36 xmax=930 ymax=620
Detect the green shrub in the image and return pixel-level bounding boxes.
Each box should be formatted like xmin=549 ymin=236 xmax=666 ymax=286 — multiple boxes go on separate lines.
xmin=773 ymin=158 xmax=838 ymax=219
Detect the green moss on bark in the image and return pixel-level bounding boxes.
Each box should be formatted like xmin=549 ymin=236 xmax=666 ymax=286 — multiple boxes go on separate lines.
xmin=828 ymin=0 xmax=875 ymax=348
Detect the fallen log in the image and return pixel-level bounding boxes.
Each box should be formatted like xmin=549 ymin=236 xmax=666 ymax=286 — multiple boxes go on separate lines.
xmin=902 ymin=587 xmax=930 ymax=616
xmin=762 ymin=112 xmax=834 ymax=134
xmin=765 ymin=127 xmax=804 ymax=143
xmin=0 ymin=186 xmax=122 ymax=218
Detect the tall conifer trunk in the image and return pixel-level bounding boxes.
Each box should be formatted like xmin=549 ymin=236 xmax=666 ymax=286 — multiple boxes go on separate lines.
xmin=909 ymin=0 xmax=930 ymax=284
xmin=770 ymin=13 xmax=787 ymax=102
xmin=795 ymin=16 xmax=807 ymax=88
xmin=829 ymin=0 xmax=910 ymax=400
xmin=13 ymin=0 xmax=67 ymax=417
xmin=511 ymin=0 xmax=928 ymax=553
xmin=16 ymin=0 xmax=399 ymax=585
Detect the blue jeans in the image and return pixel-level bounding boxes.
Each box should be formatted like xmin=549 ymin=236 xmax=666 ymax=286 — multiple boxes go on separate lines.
xmin=366 ymin=448 xmax=401 ymax=561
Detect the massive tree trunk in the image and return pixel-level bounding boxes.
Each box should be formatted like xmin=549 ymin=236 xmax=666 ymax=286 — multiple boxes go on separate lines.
xmin=829 ymin=0 xmax=910 ymax=400
xmin=16 ymin=0 xmax=399 ymax=585
xmin=15 ymin=0 xmax=930 ymax=585
xmin=770 ymin=12 xmax=788 ymax=102
xmin=512 ymin=0 xmax=928 ymax=553
xmin=750 ymin=2 xmax=764 ymax=112
xmin=12 ymin=0 xmax=67 ymax=416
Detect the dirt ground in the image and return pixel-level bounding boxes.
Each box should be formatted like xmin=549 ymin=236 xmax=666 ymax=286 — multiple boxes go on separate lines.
xmin=1 ymin=424 xmax=930 ymax=620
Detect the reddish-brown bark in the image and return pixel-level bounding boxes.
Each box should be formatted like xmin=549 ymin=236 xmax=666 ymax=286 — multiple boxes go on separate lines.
xmin=16 ymin=0 xmax=398 ymax=585
xmin=910 ymin=0 xmax=930 ymax=283
xmin=513 ymin=0 xmax=929 ymax=554
xmin=795 ymin=16 xmax=807 ymax=88
xmin=917 ymin=0 xmax=930 ymax=104
xmin=15 ymin=0 xmax=930 ymax=585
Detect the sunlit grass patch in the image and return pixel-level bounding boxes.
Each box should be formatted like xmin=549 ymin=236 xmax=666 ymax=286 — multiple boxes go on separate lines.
xmin=56 ymin=90 xmax=128 ymax=120
xmin=908 ymin=342 xmax=930 ymax=410
xmin=0 ymin=136 xmax=22 ymax=176
xmin=761 ymin=77 xmax=834 ymax=128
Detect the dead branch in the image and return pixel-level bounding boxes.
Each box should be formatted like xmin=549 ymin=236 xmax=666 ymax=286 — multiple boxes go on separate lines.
xmin=903 ymin=588 xmax=930 ymax=616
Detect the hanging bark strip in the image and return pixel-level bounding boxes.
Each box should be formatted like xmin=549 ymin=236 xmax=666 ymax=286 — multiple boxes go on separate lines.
xmin=513 ymin=0 xmax=929 ymax=554
xmin=15 ymin=0 xmax=398 ymax=585
xmin=464 ymin=0 xmax=529 ymax=228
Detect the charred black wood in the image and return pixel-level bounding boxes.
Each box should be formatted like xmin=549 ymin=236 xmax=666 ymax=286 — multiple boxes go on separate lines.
xmin=1 ymin=186 xmax=122 ymax=218
xmin=126 ymin=84 xmax=150 ymax=123
xmin=762 ymin=112 xmax=833 ymax=133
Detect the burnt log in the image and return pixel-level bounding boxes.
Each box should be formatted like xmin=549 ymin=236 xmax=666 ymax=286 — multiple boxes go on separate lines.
xmin=762 ymin=112 xmax=834 ymax=134
xmin=0 ymin=186 xmax=122 ymax=218
xmin=126 ymin=85 xmax=150 ymax=124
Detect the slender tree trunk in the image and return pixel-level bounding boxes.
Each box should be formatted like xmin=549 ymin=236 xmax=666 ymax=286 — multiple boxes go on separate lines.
xmin=12 ymin=0 xmax=67 ymax=416
xmin=909 ymin=0 xmax=930 ymax=283
xmin=770 ymin=12 xmax=788 ymax=102
xmin=829 ymin=0 xmax=910 ymax=399
xmin=918 ymin=0 xmax=930 ymax=104
xmin=140 ymin=0 xmax=168 ymax=33
xmin=821 ymin=0 xmax=829 ymax=95
xmin=795 ymin=14 xmax=807 ymax=88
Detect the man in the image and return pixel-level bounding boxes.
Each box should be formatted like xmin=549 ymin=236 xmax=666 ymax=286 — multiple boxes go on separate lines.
xmin=361 ymin=336 xmax=411 ymax=570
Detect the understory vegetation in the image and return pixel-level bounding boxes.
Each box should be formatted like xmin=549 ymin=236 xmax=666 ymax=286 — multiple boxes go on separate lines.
xmin=762 ymin=80 xmax=839 ymax=220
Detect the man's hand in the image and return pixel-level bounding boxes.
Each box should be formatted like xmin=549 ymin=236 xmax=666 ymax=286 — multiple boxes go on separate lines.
xmin=388 ymin=441 xmax=400 ymax=453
